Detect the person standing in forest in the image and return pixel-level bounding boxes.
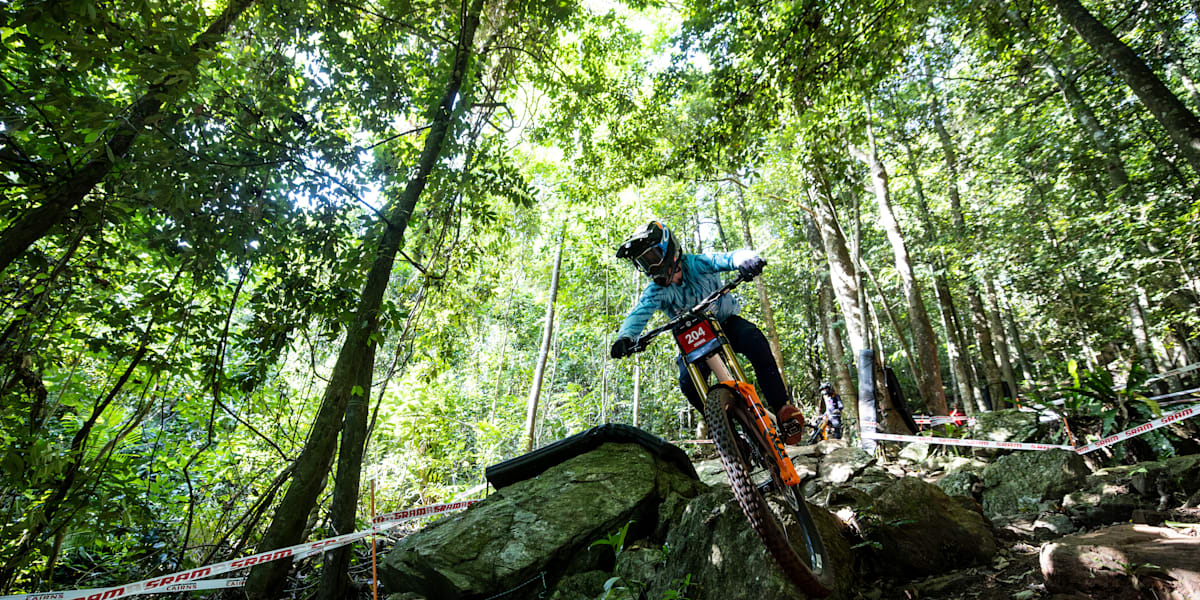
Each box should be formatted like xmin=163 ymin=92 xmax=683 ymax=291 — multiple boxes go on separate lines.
xmin=818 ymin=381 xmax=843 ymax=439
xmin=609 ymin=221 xmax=807 ymax=444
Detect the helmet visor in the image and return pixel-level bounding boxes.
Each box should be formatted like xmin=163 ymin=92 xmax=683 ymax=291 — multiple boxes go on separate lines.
xmin=631 ymin=245 xmax=668 ymax=276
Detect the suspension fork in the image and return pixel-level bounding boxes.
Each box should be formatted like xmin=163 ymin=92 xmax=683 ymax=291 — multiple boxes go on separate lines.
xmin=688 ymin=337 xmax=801 ymax=486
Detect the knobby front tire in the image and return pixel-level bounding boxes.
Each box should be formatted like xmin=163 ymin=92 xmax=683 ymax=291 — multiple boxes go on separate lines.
xmin=705 ymin=386 xmax=833 ymax=598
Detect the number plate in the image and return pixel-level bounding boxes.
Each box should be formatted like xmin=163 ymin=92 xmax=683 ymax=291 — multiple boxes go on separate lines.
xmin=676 ymin=320 xmax=717 ymax=355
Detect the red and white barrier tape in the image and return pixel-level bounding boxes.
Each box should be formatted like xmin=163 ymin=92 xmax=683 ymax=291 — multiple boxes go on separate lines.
xmin=1146 ymin=362 xmax=1200 ymax=383
xmin=863 ymin=405 xmax=1198 ymax=456
xmin=862 ymin=431 xmax=1075 ymax=452
xmin=912 ymin=415 xmax=974 ymax=426
xmin=1074 ymin=405 xmax=1197 ymax=454
xmin=0 ymin=500 xmax=480 ymax=600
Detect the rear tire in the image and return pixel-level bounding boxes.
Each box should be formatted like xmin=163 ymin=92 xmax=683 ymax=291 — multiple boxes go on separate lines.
xmin=705 ymin=386 xmax=833 ymax=598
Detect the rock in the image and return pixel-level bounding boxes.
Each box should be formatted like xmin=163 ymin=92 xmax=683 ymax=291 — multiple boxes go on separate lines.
xmin=971 ymin=409 xmax=1042 ymax=443
xmin=379 ymin=442 xmax=705 ymax=599
xmin=693 ymin=458 xmax=728 ymax=488
xmin=935 ymin=470 xmax=981 ymax=500
xmin=547 ymin=571 xmax=610 ymax=600
xmin=1040 ymin=523 xmax=1200 ymax=599
xmin=819 ymin=446 xmax=876 ymax=484
xmin=980 ymin=450 xmax=1088 ymax=517
xmin=897 ymin=442 xmax=933 ymax=467
xmin=991 ymin=511 xmax=1077 ymax=542
xmin=642 ymin=486 xmax=856 ymax=600
xmin=860 ymin=476 xmax=997 ymax=576
xmin=1062 ymin=488 xmax=1144 ymax=528
xmin=928 ymin=455 xmax=987 ymax=475
xmin=1061 ymin=454 xmax=1200 ymax=527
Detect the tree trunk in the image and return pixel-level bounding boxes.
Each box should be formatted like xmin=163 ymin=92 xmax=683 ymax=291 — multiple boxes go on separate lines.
xmin=986 ymin=279 xmax=1020 ymax=398
xmin=1129 ymin=290 xmax=1163 ymax=384
xmin=970 ymin=292 xmax=1006 ymax=408
xmin=853 ymin=131 xmax=948 ymax=416
xmin=803 ymin=214 xmax=858 ymax=430
xmin=900 ymin=138 xmax=979 ymax=414
xmin=736 ymin=189 xmax=787 ymax=382
xmin=998 ymin=285 xmax=1037 ymax=385
xmin=0 ymin=0 xmax=258 ymax=276
xmin=809 ymin=170 xmax=866 ymax=354
xmin=523 ymin=229 xmax=565 ymax=452
xmin=1046 ymin=0 xmax=1200 ymax=176
xmin=1004 ymin=7 xmax=1131 ymax=191
xmin=315 ymin=341 xmax=377 ymax=599
xmin=243 ymin=0 xmax=486 ymax=594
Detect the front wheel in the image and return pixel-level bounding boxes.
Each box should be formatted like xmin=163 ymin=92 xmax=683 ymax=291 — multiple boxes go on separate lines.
xmin=705 ymin=386 xmax=833 ymax=598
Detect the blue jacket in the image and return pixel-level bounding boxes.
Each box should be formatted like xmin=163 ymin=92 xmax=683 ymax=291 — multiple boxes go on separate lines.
xmin=616 ymin=251 xmax=749 ymax=340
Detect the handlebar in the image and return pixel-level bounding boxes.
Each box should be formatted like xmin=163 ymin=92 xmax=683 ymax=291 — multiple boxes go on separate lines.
xmin=622 ymin=273 xmax=750 ymax=356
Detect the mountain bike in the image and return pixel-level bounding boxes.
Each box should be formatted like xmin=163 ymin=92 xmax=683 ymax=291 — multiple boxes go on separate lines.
xmin=620 ymin=274 xmax=833 ymax=597
xmin=806 ymin=415 xmax=832 ymax=445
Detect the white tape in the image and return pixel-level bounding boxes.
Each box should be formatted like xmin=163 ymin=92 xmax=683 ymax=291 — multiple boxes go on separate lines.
xmin=1075 ymin=405 xmax=1198 ymax=454
xmin=1146 ymin=362 xmax=1200 ymax=383
xmin=862 ymin=431 xmax=1075 ymax=452
xmin=912 ymin=415 xmax=974 ymax=426
xmin=0 ymin=500 xmax=480 ymax=600
xmin=1146 ymin=386 xmax=1200 ymax=402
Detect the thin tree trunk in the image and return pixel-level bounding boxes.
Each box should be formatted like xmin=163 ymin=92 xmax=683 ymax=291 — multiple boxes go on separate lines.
xmin=243 ymin=0 xmax=486 ymax=594
xmin=0 ymin=0 xmax=257 ymax=275
xmin=809 ymin=170 xmax=866 ymax=354
xmin=853 ymin=127 xmax=949 ymax=416
xmin=1004 ymin=7 xmax=1131 ymax=191
xmin=316 ymin=341 xmax=377 ymax=599
xmin=803 ymin=214 xmax=858 ymax=431
xmin=986 ymin=279 xmax=1020 ymax=398
xmin=1046 ymin=0 xmax=1200 ymax=176
xmin=736 ymin=188 xmax=787 ymax=383
xmin=523 ymin=229 xmax=566 ymax=452
xmin=970 ymin=292 xmax=1006 ymax=408
xmin=929 ymin=81 xmax=1006 ymax=408
xmin=900 ymin=137 xmax=979 ymax=414
xmin=998 ymin=285 xmax=1036 ymax=385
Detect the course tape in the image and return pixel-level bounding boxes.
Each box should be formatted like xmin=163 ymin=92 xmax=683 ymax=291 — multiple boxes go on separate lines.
xmin=1074 ymin=405 xmax=1197 ymax=454
xmin=863 ymin=404 xmax=1198 ymax=456
xmin=912 ymin=415 xmax=974 ymax=426
xmin=861 ymin=431 xmax=1075 ymax=452
xmin=1146 ymin=362 xmax=1200 ymax=383
xmin=0 ymin=500 xmax=480 ymax=600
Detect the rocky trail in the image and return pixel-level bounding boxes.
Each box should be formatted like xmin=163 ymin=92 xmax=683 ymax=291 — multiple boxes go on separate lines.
xmin=377 ymin=411 xmax=1200 ymax=600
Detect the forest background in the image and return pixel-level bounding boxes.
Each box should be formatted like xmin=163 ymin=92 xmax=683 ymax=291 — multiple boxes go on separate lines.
xmin=1 ymin=0 xmax=1199 ymax=595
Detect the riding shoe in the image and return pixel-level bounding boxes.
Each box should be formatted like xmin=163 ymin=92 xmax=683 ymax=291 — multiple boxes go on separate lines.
xmin=777 ymin=404 xmax=806 ymax=445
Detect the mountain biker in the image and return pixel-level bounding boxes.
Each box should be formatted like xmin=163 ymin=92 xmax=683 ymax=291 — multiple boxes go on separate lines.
xmin=609 ymin=221 xmax=806 ymax=444
xmin=818 ymin=382 xmax=843 ymax=440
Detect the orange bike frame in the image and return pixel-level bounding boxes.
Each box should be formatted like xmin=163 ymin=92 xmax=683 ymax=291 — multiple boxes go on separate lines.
xmin=684 ymin=320 xmax=802 ymax=487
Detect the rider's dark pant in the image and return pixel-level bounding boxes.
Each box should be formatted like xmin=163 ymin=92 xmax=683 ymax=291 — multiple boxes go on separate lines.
xmin=676 ymin=314 xmax=789 ymax=415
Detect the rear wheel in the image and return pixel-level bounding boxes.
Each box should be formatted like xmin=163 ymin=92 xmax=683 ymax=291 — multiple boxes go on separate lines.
xmin=705 ymin=386 xmax=833 ymax=598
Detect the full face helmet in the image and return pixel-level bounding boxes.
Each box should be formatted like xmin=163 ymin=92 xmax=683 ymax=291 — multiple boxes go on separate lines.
xmin=616 ymin=221 xmax=682 ymax=285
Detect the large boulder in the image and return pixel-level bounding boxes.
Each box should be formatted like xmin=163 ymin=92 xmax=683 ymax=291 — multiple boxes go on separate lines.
xmin=379 ymin=442 xmax=705 ymax=599
xmin=1040 ymin=523 xmax=1200 ymax=599
xmin=818 ymin=446 xmax=875 ymax=484
xmin=640 ymin=486 xmax=856 ymax=600
xmin=970 ymin=409 xmax=1042 ymax=444
xmin=980 ymin=449 xmax=1089 ymax=517
xmin=859 ymin=476 xmax=997 ymax=576
xmin=1063 ymin=453 xmax=1200 ymax=527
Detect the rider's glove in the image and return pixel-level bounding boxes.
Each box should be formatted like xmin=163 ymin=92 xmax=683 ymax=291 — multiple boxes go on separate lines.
xmin=733 ymin=250 xmax=766 ymax=279
xmin=610 ymin=337 xmax=635 ymax=359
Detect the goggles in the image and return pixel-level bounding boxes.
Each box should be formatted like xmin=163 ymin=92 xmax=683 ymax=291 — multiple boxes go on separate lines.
xmin=631 ymin=244 xmax=669 ymax=277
